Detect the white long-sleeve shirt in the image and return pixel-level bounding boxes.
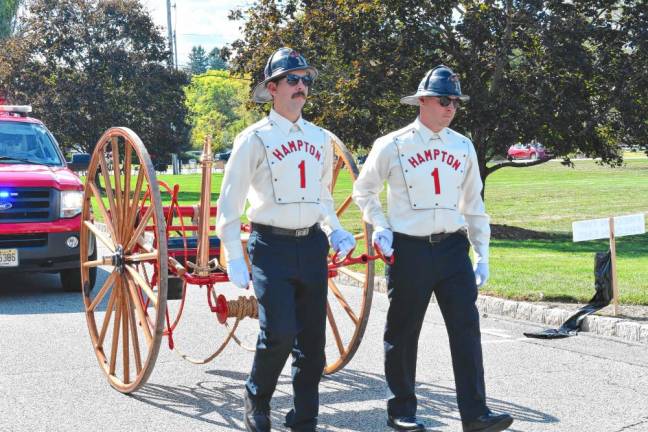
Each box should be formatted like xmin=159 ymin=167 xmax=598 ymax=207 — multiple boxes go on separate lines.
xmin=352 ymin=117 xmax=490 ymax=263
xmin=216 ymin=109 xmax=343 ymax=261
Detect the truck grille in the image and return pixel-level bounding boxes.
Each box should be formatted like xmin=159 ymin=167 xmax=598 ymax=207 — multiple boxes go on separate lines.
xmin=0 ymin=233 xmax=48 ymax=248
xmin=0 ymin=188 xmax=55 ymax=222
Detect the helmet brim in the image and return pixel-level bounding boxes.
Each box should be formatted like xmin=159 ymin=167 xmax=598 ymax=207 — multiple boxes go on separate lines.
xmin=400 ymin=91 xmax=470 ymax=106
xmin=252 ymin=66 xmax=319 ymax=103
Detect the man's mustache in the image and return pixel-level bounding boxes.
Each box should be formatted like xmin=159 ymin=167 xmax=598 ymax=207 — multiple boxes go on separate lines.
xmin=292 ymin=91 xmax=306 ymax=99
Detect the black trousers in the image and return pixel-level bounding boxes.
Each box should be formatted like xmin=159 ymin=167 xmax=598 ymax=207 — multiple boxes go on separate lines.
xmin=384 ymin=232 xmax=488 ymax=421
xmin=244 ymin=225 xmax=329 ymax=431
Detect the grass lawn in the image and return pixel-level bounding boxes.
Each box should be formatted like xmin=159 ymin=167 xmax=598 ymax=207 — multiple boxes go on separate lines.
xmin=93 ymin=156 xmax=648 ymax=305
xmin=485 ymin=158 xmax=648 ymax=305
xmin=157 ymin=173 xmax=223 ymax=206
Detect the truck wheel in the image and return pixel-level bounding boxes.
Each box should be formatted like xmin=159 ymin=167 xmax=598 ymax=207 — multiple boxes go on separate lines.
xmin=62 ymin=238 xmax=97 ymax=292
xmin=61 ymin=266 xmax=97 ymax=293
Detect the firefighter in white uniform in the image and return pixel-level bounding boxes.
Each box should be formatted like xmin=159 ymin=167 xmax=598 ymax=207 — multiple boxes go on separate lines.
xmin=352 ymin=65 xmax=513 ymax=432
xmin=216 ymin=47 xmax=355 ymax=432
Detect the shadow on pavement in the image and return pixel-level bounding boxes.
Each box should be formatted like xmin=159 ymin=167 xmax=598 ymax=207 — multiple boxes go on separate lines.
xmin=131 ymin=368 xmax=558 ymax=431
xmin=130 ymin=369 xmax=252 ymax=430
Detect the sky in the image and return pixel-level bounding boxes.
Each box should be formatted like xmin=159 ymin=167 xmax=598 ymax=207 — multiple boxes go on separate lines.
xmin=140 ymin=0 xmax=251 ymax=67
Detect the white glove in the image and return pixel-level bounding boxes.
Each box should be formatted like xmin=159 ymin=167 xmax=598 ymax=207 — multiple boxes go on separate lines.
xmin=329 ymin=229 xmax=356 ymax=257
xmin=372 ymin=227 xmax=393 ymax=257
xmin=227 ymin=257 xmax=250 ymax=289
xmin=474 ymin=263 xmax=489 ymax=288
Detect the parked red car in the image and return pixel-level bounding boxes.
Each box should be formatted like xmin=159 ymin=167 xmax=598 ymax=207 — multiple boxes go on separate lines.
xmin=507 ymin=142 xmax=547 ymax=161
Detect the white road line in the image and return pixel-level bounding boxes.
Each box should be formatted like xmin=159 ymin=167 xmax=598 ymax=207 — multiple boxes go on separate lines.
xmin=482 ymin=338 xmax=529 ymax=345
xmin=481 ymin=328 xmax=513 ymax=338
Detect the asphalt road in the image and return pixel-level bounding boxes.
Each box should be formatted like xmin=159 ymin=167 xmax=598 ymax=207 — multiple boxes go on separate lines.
xmin=1 ymin=270 xmax=648 ymax=432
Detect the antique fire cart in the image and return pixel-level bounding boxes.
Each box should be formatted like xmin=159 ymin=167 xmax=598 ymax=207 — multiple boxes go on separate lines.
xmin=79 ymin=127 xmax=390 ymax=393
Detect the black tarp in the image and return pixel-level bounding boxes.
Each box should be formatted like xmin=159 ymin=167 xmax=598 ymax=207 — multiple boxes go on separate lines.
xmin=524 ymin=251 xmax=613 ymax=339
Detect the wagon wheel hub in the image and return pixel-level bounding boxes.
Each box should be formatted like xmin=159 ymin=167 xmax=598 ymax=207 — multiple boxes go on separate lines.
xmin=110 ymin=245 xmax=125 ymax=273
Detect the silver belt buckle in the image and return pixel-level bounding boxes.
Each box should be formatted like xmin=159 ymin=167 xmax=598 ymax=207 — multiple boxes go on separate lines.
xmin=295 ymin=227 xmax=310 ymax=237
xmin=427 ymin=233 xmax=443 ymax=244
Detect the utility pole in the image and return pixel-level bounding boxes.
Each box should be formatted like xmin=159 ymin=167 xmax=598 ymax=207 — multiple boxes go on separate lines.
xmin=173 ymin=2 xmax=178 ymax=69
xmin=166 ymin=0 xmax=175 ymax=69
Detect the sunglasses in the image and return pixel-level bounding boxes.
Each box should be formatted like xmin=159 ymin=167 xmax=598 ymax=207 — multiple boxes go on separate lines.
xmin=284 ymin=73 xmax=314 ymax=87
xmin=437 ymin=96 xmax=461 ymax=108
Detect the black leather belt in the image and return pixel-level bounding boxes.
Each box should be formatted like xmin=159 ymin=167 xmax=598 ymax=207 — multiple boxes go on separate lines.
xmin=394 ymin=229 xmax=466 ymax=245
xmin=251 ymin=222 xmax=318 ymax=237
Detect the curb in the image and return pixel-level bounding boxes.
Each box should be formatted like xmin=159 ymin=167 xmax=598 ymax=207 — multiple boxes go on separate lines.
xmin=334 ymin=272 xmax=648 ymax=345
xmin=476 ymin=295 xmax=648 ymax=344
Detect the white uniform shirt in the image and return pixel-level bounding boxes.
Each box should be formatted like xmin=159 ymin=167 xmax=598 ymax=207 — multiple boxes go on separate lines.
xmin=216 ymin=109 xmax=343 ymax=261
xmin=352 ymin=117 xmax=490 ymax=263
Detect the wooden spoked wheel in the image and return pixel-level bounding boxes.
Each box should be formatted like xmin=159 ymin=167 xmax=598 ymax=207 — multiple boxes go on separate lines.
xmin=324 ymin=134 xmax=374 ymax=374
xmin=80 ymin=127 xmax=168 ymax=393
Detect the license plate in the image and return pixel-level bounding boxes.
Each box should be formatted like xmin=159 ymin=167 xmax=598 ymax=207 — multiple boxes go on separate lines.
xmin=0 ymin=249 xmax=18 ymax=267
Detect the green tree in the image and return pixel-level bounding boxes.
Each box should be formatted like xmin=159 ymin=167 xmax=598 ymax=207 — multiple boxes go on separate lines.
xmin=207 ymin=47 xmax=228 ymax=70
xmin=615 ymin=1 xmax=647 ymax=151
xmin=0 ymin=0 xmax=21 ymax=39
xmin=187 ymin=45 xmax=209 ymax=74
xmin=0 ymin=0 xmax=190 ymax=163
xmin=229 ymin=0 xmax=645 ymax=187
xmin=184 ymin=70 xmax=261 ymax=151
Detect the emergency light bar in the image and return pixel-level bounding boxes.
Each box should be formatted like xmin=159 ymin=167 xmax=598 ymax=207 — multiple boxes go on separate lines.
xmin=0 ymin=105 xmax=32 ymax=114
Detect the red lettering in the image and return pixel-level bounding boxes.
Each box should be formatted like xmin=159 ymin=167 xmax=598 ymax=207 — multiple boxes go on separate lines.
xmin=447 ymin=154 xmax=455 ymax=166
xmin=281 ymin=144 xmax=291 ymax=156
xmin=315 ymin=150 xmax=321 ymax=161
xmin=452 ymin=159 xmax=461 ymax=170
xmin=408 ymin=157 xmax=419 ymax=168
xmin=417 ymin=153 xmax=425 ymax=164
xmin=288 ymin=140 xmax=297 ymax=152
xmin=297 ymin=140 xmax=304 ymax=150
xmin=441 ymin=150 xmax=448 ymax=162
xmin=431 ymin=168 xmax=441 ymax=194
xmin=273 ymin=149 xmax=284 ymax=161
xmin=434 ymin=149 xmax=440 ymax=159
xmin=424 ymin=149 xmax=432 ymax=161
xmin=298 ymin=160 xmax=306 ymax=188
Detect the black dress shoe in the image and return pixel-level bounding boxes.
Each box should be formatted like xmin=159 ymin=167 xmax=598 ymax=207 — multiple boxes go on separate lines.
xmin=243 ymin=391 xmax=271 ymax=432
xmin=462 ymin=412 xmax=513 ymax=432
xmin=387 ymin=415 xmax=426 ymax=431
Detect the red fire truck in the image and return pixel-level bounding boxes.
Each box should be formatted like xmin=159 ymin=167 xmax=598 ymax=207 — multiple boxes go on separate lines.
xmin=0 ymin=103 xmax=95 ymax=291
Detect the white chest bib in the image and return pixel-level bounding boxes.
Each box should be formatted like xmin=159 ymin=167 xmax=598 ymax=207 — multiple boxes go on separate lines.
xmin=395 ymin=129 xmax=469 ymax=210
xmin=256 ymin=122 xmax=325 ymax=204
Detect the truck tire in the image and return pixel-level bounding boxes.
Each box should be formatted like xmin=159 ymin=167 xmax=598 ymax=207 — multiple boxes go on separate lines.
xmin=61 ymin=266 xmax=97 ymax=293
xmin=62 ymin=238 xmax=97 ymax=292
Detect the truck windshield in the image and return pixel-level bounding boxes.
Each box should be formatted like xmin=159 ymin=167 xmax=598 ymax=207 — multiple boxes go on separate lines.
xmin=0 ymin=121 xmax=63 ymax=166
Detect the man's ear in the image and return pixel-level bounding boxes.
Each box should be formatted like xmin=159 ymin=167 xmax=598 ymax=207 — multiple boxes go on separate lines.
xmin=267 ymin=81 xmax=277 ymax=97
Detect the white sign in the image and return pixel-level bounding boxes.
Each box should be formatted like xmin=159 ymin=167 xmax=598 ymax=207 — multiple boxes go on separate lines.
xmin=572 ymin=213 xmax=646 ymax=242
